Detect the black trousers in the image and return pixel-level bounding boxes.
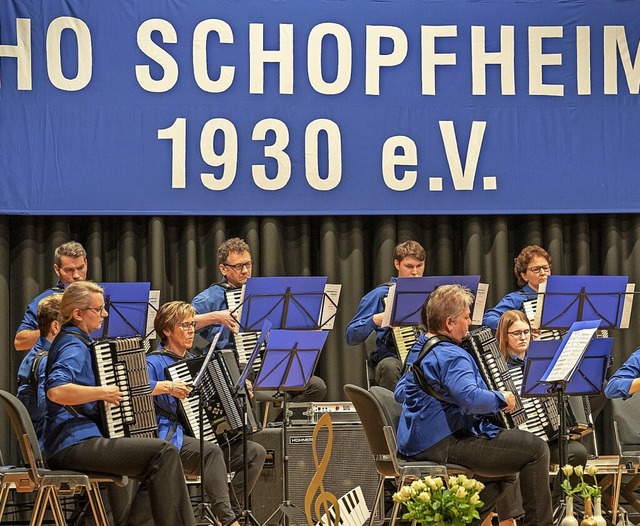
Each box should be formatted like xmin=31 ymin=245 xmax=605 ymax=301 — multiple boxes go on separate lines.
xmin=411 ymin=428 xmax=554 ymax=526
xmin=180 ymin=435 xmax=266 ymax=525
xmin=48 ymin=437 xmax=196 ymax=526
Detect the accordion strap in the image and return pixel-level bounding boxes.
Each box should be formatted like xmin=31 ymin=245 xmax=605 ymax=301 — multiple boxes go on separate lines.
xmin=408 ymin=335 xmax=452 ymax=401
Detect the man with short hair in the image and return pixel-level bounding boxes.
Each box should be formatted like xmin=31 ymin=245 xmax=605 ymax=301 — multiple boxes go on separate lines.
xmin=16 ymin=294 xmax=61 ymax=446
xmin=344 ymin=240 xmax=426 ymax=391
xmin=192 ymin=237 xmax=327 ymax=402
xmin=14 ymin=241 xmax=88 ymax=351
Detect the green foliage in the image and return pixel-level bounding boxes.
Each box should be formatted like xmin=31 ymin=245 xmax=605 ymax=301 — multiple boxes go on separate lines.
xmin=392 ymin=475 xmax=485 ymax=526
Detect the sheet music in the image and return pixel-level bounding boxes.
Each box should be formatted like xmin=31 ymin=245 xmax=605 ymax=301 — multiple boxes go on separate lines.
xmin=471 ymin=282 xmax=489 ymax=325
xmin=319 ymin=284 xmax=341 ymax=329
xmin=532 ymin=282 xmax=546 ymax=329
xmin=145 ymin=289 xmax=160 ymax=338
xmin=381 ymin=283 xmax=396 ymax=328
xmin=543 ymin=323 xmax=598 ymax=383
xmin=621 ymin=282 xmax=635 ymax=329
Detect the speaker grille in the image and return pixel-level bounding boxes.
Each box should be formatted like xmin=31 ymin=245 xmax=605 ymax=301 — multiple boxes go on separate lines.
xmin=251 ymin=425 xmax=379 ymax=525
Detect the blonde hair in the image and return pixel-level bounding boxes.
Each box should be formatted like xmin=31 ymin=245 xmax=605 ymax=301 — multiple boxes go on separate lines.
xmin=496 ymin=310 xmax=531 ymax=359
xmin=154 ymin=301 xmax=196 ymax=344
xmin=59 ymin=281 xmax=104 ymax=326
xmin=422 ymin=284 xmax=474 ymax=334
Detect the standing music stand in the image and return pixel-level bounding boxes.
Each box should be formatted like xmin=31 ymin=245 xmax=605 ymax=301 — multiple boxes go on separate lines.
xmin=533 ymin=275 xmax=630 ymax=331
xmin=92 ymin=282 xmax=151 ymax=338
xmin=522 ymin=321 xmax=612 ymax=517
xmin=235 ymin=277 xmax=329 ymax=331
xmin=253 ymin=329 xmax=329 ymax=526
xmin=382 ymin=276 xmax=481 ymax=327
xmin=234 ymin=321 xmax=272 ymax=526
xmin=191 ymin=327 xmax=224 ymax=525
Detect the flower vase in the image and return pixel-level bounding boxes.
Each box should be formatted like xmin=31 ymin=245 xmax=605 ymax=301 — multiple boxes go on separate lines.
xmin=560 ymin=496 xmax=579 ymax=526
xmin=580 ymin=497 xmax=598 ymax=526
xmin=592 ymin=496 xmax=606 ymax=526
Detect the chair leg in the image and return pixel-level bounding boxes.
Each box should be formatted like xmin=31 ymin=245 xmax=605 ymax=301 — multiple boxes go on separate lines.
xmin=0 ymin=484 xmax=11 ymax=521
xmin=30 ymin=486 xmax=51 ymax=526
xmin=368 ymin=476 xmax=385 ymax=526
xmin=47 ymin=488 xmax=68 ymax=526
xmin=86 ymin=482 xmax=110 ymax=526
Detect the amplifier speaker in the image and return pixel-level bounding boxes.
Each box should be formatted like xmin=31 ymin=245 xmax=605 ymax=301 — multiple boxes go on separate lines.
xmin=250 ymin=424 xmax=380 ymax=525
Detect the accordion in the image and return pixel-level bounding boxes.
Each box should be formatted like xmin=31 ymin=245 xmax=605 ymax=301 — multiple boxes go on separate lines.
xmin=391 ymin=326 xmax=420 ymax=365
xmin=91 ymin=336 xmax=158 ymax=439
xmin=165 ymin=349 xmax=260 ymax=446
xmin=225 ymin=288 xmax=263 ymax=373
xmin=464 ymin=327 xmax=593 ymax=441
xmin=462 ymin=327 xmax=529 ymax=428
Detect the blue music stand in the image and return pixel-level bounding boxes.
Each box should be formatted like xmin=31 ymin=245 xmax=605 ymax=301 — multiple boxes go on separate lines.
xmin=92 ymin=282 xmax=151 ymax=339
xmin=521 ymin=319 xmax=612 ymax=509
xmin=535 ymin=275 xmax=629 ymax=330
xmin=236 ymin=277 xmax=328 ymax=331
xmin=235 ymin=320 xmax=272 ymax=392
xmin=386 ymin=276 xmax=481 ymax=326
xmin=253 ymin=329 xmax=328 ymax=526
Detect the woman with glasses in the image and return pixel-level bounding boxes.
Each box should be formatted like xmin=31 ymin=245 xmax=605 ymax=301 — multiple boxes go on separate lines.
xmin=492 ymin=310 xmax=589 ymax=525
xmin=147 ymin=301 xmax=266 ymax=526
xmin=483 ymin=245 xmax=552 ymax=331
xmin=44 ymin=281 xmax=196 ymax=526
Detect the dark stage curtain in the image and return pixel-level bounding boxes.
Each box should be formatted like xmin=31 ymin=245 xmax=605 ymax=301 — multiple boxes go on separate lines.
xmin=2 ymin=213 xmax=640 ymax=462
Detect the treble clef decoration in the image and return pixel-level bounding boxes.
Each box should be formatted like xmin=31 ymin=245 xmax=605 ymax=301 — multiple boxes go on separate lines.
xmin=304 ymin=412 xmax=340 ymax=526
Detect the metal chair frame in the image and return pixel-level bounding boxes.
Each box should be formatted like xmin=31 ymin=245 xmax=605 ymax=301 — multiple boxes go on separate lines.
xmin=344 ymin=384 xmax=471 ymax=526
xmin=0 ymin=389 xmax=124 ymax=526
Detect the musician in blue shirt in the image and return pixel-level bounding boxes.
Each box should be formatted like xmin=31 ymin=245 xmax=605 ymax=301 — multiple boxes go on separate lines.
xmin=44 ymin=281 xmax=196 ymax=526
xmin=494 ymin=310 xmax=589 ymax=523
xmin=345 ymin=240 xmax=426 ymax=391
xmin=17 ymin=294 xmax=61 ymax=448
xmin=395 ymin=285 xmax=553 ymax=526
xmin=482 ymin=245 xmax=552 ymax=330
xmin=604 ymin=349 xmax=640 ymax=399
xmin=148 ymin=301 xmax=266 ymax=526
xmin=193 ymin=237 xmax=326 ymax=402
xmin=15 ymin=241 xmax=87 ymax=351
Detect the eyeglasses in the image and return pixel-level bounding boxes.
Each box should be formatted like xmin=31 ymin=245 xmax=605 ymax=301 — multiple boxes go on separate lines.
xmin=507 ymin=329 xmax=531 ymax=339
xmin=527 ymin=265 xmax=551 ymax=275
xmin=84 ymin=305 xmax=106 ymax=315
xmin=223 ymin=261 xmax=252 ymax=271
xmin=177 ymin=321 xmax=197 ymax=332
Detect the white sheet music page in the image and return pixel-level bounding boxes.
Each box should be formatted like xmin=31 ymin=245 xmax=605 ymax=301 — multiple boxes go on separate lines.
xmin=381 ymin=283 xmax=396 ymax=327
xmin=532 ymin=282 xmax=546 ymax=329
xmin=621 ymin=282 xmax=635 ymax=329
xmin=145 ymin=290 xmax=160 ymax=338
xmin=472 ymin=282 xmax=489 ymax=325
xmin=319 ymin=284 xmax=341 ymax=329
xmin=543 ymin=324 xmax=598 ymax=383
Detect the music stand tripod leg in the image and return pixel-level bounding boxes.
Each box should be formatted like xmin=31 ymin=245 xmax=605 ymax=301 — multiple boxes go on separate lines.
xmin=194 ymin=386 xmax=218 ymax=526
xmin=237 ymin=391 xmax=261 ymax=526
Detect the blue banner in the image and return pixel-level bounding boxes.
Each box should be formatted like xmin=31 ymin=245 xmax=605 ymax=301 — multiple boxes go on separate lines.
xmin=1 ymin=0 xmax=639 ymax=215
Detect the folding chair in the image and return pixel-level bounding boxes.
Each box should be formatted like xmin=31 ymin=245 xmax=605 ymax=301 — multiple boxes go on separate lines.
xmin=610 ymin=396 xmax=640 ymax=519
xmin=0 ymin=389 xmax=126 ymax=526
xmin=344 ymin=384 xmax=471 ymax=526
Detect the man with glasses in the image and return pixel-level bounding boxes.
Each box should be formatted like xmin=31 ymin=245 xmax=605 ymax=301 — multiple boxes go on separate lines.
xmin=482 ymin=245 xmax=552 ymax=331
xmin=345 ymin=240 xmax=427 ymax=391
xmin=192 ymin=237 xmax=326 ymax=403
xmin=14 ymin=241 xmax=88 ymax=351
